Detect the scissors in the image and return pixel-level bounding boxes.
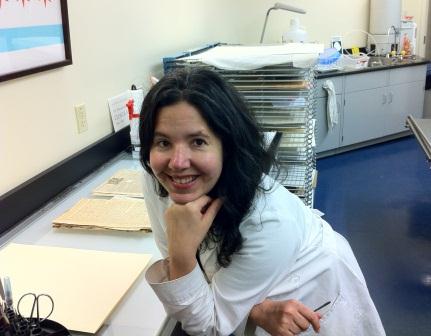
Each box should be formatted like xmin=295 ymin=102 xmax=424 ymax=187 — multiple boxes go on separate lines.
xmin=17 ymin=293 xmax=54 ymax=327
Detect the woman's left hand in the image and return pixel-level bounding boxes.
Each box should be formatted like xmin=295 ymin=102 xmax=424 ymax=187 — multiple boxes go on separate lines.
xmin=250 ymin=299 xmax=321 ymax=335
xmin=165 ymin=195 xmax=223 ymax=279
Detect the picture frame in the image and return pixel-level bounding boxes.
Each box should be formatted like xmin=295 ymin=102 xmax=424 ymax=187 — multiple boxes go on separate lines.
xmin=0 ymin=0 xmax=72 ymax=82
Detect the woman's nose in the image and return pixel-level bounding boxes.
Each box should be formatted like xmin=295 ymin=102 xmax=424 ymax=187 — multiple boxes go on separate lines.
xmin=169 ymin=145 xmax=191 ymax=170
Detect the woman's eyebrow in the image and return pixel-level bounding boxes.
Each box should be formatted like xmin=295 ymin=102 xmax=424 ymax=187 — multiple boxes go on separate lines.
xmin=153 ymin=130 xmax=210 ymax=138
xmin=188 ymin=131 xmax=210 ymax=138
xmin=153 ymin=132 xmax=168 ymax=138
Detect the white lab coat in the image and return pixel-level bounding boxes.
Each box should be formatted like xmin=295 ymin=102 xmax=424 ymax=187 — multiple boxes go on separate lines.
xmin=144 ymin=172 xmax=386 ymax=336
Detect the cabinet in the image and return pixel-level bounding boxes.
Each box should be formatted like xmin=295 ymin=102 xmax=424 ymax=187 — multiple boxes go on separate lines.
xmin=343 ymin=65 xmax=426 ymax=147
xmin=388 ymin=81 xmax=425 ymax=133
xmin=316 ymin=64 xmax=427 ymax=153
xmin=314 ymin=77 xmax=343 ymax=152
xmin=343 ymin=70 xmax=389 ymax=145
xmin=388 ymin=65 xmax=426 ymax=123
xmin=343 ymin=86 xmax=388 ymax=146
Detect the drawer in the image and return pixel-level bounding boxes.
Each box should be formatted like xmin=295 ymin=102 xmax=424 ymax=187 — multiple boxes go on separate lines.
xmin=345 ymin=70 xmax=388 ymax=93
xmin=389 ymin=64 xmax=427 ymax=85
xmin=315 ymin=77 xmax=344 ymax=98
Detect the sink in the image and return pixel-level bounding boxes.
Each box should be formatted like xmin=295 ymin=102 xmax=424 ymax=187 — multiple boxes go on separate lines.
xmin=367 ymin=56 xmax=416 ymax=67
xmin=368 ymin=57 xmax=383 ymax=67
xmin=368 ymin=56 xmax=393 ymax=67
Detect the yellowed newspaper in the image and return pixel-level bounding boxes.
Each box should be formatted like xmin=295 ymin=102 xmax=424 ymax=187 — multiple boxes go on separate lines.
xmin=92 ymin=169 xmax=144 ymax=198
xmin=53 ymin=198 xmax=151 ymax=231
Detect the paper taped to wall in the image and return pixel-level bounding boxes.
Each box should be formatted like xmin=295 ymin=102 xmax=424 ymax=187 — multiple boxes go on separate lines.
xmin=108 ymin=91 xmax=130 ymax=132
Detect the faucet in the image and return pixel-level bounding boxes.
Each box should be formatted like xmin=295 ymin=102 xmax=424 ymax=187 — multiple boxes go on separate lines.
xmin=387 ymin=25 xmax=399 ymax=55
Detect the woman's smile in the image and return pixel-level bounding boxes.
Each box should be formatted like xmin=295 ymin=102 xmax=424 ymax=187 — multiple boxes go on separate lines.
xmin=167 ymin=174 xmax=199 ymax=188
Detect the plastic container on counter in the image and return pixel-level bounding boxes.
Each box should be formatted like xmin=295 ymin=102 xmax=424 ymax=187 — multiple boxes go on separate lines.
xmin=316 ymin=48 xmax=341 ymax=72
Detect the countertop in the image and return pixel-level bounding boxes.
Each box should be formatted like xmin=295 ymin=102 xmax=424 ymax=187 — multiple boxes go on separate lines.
xmin=0 ymin=152 xmax=171 ymax=336
xmin=315 ymin=56 xmax=429 ymax=79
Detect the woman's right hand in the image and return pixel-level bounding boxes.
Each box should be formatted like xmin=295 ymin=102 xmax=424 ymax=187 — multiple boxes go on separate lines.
xmin=164 ymin=195 xmax=222 ymax=279
xmin=250 ymin=299 xmax=321 ymax=335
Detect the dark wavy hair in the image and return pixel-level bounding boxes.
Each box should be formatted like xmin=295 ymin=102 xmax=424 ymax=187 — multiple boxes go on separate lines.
xmin=139 ymin=67 xmax=275 ymax=267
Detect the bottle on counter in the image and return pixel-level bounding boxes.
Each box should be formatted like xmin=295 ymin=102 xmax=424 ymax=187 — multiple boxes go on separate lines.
xmin=282 ymin=18 xmax=308 ymax=43
xmin=400 ymin=19 xmax=417 ymax=56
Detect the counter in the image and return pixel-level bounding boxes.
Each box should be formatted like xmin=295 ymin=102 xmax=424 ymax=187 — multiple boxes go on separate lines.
xmin=314 ymin=57 xmax=429 ymax=156
xmin=315 ymin=56 xmax=429 ymax=79
xmin=0 ymin=152 xmax=174 ymax=336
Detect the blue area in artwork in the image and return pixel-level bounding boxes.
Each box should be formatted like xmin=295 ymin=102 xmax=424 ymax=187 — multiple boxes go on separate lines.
xmin=0 ymin=24 xmax=64 ymax=53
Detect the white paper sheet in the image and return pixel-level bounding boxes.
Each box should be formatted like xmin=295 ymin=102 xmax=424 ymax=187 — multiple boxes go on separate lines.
xmin=0 ymin=243 xmax=152 ymax=334
xmin=108 ymin=91 xmax=130 ymax=132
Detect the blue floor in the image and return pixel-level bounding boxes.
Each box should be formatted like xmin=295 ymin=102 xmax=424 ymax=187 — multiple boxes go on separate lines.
xmin=315 ymin=136 xmax=431 ymax=336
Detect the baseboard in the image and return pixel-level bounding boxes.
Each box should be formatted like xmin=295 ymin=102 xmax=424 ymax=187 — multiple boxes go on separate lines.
xmin=0 ymin=127 xmax=131 ymax=236
xmin=316 ymin=132 xmax=411 ymax=159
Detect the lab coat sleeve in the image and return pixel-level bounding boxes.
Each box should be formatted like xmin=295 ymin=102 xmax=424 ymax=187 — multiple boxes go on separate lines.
xmin=142 ymin=170 xmax=169 ymax=258
xmin=146 ymin=203 xmax=304 ymax=336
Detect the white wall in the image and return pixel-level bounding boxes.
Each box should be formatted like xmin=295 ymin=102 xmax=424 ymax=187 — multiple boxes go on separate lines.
xmin=247 ymin=0 xmax=370 ymax=47
xmin=0 ymin=0 xmax=370 ymax=196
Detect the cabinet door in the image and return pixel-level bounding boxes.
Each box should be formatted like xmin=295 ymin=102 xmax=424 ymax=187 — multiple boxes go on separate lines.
xmin=343 ymin=87 xmax=388 ymax=146
xmin=387 ymin=81 xmax=425 ymax=134
xmin=345 ymin=70 xmax=388 ymax=92
xmin=389 ymin=65 xmax=427 ymax=85
xmin=315 ymin=96 xmax=342 ymax=153
xmin=315 ymin=77 xmax=344 ymax=98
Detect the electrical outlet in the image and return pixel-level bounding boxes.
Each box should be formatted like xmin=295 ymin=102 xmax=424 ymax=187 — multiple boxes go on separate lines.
xmin=74 ymin=104 xmax=88 ymax=133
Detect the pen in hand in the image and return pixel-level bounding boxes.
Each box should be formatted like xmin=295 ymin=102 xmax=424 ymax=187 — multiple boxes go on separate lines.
xmin=314 ymin=301 xmax=331 ymax=312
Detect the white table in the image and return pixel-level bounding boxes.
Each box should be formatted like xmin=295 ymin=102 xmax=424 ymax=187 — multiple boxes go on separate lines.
xmin=0 ymin=152 xmax=175 ymax=336
xmin=406 ymin=115 xmax=431 ymax=165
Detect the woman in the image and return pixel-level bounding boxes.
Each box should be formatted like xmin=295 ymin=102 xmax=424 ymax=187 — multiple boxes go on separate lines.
xmin=140 ymin=67 xmax=385 ymax=336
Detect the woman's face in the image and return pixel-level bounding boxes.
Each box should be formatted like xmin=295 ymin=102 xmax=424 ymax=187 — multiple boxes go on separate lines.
xmin=149 ymin=101 xmax=223 ymax=204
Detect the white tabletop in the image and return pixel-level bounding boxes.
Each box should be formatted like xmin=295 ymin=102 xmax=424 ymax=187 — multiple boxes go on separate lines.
xmin=0 ymin=152 xmax=173 ymax=336
xmin=406 ymin=115 xmax=431 ymax=163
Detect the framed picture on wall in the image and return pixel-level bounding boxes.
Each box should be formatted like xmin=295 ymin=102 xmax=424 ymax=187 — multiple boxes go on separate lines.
xmin=0 ymin=0 xmax=72 ymax=82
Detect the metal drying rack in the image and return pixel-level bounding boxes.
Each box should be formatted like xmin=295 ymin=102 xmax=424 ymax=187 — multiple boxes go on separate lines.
xmin=163 ymin=44 xmax=316 ymax=206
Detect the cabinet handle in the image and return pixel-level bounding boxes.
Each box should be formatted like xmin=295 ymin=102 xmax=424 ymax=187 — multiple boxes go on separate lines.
xmin=388 ymin=92 xmax=393 ymax=104
xmin=382 ymin=94 xmax=387 ymax=104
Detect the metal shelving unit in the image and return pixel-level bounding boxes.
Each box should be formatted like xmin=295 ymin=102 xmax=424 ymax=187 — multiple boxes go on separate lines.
xmin=163 ymin=48 xmax=316 ymax=206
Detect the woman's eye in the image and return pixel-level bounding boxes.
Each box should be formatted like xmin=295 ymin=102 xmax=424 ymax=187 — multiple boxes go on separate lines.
xmin=193 ymin=138 xmax=207 ymax=146
xmin=155 ymin=140 xmax=169 ymax=148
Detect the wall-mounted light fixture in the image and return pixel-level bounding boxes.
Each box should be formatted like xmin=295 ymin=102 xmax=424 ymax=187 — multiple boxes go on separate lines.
xmin=260 ymin=2 xmax=306 ymax=43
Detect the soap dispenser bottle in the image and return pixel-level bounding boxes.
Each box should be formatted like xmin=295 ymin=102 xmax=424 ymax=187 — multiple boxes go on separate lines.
xmin=282 ymin=17 xmax=308 ymax=43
